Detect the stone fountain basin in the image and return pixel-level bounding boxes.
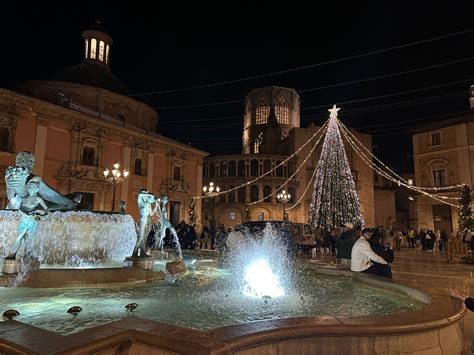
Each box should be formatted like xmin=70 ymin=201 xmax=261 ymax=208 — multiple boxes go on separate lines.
xmin=0 ymin=262 xmax=465 ymax=354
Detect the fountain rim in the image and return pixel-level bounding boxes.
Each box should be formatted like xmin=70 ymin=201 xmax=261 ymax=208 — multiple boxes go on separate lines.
xmin=0 ymin=261 xmax=466 ymax=354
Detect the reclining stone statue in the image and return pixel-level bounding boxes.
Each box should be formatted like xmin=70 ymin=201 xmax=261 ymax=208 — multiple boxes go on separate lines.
xmin=6 ymin=180 xmax=50 ymax=260
xmin=5 ymin=152 xmax=81 ymax=211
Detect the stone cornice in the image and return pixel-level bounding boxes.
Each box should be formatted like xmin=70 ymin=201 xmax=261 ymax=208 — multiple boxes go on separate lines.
xmin=0 ymin=88 xmax=208 ymax=159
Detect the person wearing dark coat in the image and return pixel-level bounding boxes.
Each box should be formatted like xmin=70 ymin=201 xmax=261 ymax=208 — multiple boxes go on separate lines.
xmin=451 ymin=289 xmax=474 ymax=311
xmin=331 ymin=222 xmax=358 ymax=266
xmin=369 ymin=233 xmax=394 ymax=278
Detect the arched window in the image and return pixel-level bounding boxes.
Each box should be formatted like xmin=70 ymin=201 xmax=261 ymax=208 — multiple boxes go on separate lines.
xmin=82 ymin=146 xmax=95 ymax=166
xmin=228 ymin=161 xmax=236 ymax=176
xmin=209 ymin=162 xmax=216 ymax=178
xmin=288 ymin=187 xmax=296 ymax=203
xmin=263 ymin=159 xmax=271 ymax=174
xmin=220 ymin=161 xmax=227 ymax=177
xmin=256 ymin=97 xmax=270 ymax=124
xmin=229 ymin=186 xmax=236 ymax=202
xmin=90 ymin=38 xmax=97 ymax=59
xmin=237 ymin=160 xmax=245 ymax=177
xmin=85 ymin=39 xmax=89 ymax=59
xmin=134 ymin=158 xmax=143 ymax=175
xmin=263 ymin=185 xmax=272 ymax=203
xmin=275 ymin=96 xmax=289 ymax=125
xmin=250 ymin=185 xmax=259 ymax=202
xmin=105 ymin=45 xmax=110 ymax=64
xmin=99 ymin=41 xmax=105 ymax=61
xmin=275 ymin=160 xmax=283 ymax=177
xmin=238 ymin=186 xmax=246 ymax=202
xmin=250 ymin=159 xmax=259 ymax=176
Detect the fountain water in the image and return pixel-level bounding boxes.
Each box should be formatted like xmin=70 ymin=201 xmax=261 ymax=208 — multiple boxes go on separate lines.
xmin=0 ymin=210 xmax=136 ymax=268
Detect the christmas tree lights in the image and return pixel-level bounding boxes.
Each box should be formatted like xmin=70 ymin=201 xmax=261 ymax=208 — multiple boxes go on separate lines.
xmin=309 ymin=105 xmax=363 ymax=230
xmin=457 ymin=184 xmax=473 ymax=233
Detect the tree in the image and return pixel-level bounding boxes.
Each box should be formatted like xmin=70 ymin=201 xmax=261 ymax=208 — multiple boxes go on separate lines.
xmin=457 ymin=184 xmax=472 ymax=233
xmin=309 ymin=105 xmax=364 ymax=230
xmin=188 ymin=198 xmax=197 ymax=227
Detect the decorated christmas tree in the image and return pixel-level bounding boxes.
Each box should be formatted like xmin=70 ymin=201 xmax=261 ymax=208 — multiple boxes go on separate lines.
xmin=309 ymin=105 xmax=364 ymax=230
xmin=188 ymin=198 xmax=197 ymax=227
xmin=457 ymin=184 xmax=472 ymax=233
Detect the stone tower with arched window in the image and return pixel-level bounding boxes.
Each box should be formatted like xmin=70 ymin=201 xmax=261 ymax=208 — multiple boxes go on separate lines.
xmin=242 ymin=86 xmax=300 ymax=154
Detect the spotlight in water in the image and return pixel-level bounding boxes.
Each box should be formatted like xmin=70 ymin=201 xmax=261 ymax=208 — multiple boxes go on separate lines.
xmin=243 ymin=259 xmax=284 ymax=298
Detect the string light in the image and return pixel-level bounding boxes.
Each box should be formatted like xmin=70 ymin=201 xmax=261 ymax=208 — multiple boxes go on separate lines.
xmin=338 ymin=121 xmax=460 ymax=208
xmin=246 ymin=124 xmax=328 ymax=206
xmin=309 ymin=105 xmax=364 ymax=230
xmin=193 ymin=120 xmax=328 ymax=199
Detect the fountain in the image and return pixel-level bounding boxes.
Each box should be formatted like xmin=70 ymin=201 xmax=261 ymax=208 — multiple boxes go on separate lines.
xmin=0 ymin=153 xmax=466 ymax=354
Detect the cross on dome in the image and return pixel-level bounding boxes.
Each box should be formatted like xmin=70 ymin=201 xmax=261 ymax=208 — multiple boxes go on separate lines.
xmin=328 ymin=104 xmax=341 ymax=118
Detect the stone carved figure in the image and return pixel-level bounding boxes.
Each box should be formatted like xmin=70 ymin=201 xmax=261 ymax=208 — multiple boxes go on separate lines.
xmin=5 ymin=152 xmax=81 ymax=211
xmin=6 ymin=180 xmax=50 ymax=260
xmin=153 ymin=195 xmax=182 ymax=260
xmin=133 ymin=190 xmax=158 ymax=257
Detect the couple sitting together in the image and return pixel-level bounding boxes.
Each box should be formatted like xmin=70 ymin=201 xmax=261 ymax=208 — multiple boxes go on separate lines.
xmin=351 ymin=228 xmax=394 ymax=278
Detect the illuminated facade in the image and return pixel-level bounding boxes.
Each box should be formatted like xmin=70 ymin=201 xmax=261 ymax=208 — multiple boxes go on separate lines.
xmin=203 ymin=86 xmax=375 ymax=228
xmin=0 ymin=22 xmax=207 ymax=228
xmin=411 ymin=93 xmax=474 ymax=232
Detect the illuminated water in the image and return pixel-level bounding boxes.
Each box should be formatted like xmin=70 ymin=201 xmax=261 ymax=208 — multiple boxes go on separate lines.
xmin=0 ymin=258 xmax=422 ymax=335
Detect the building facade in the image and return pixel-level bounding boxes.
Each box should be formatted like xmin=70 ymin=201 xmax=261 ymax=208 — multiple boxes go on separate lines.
xmin=203 ymin=86 xmax=375 ymax=228
xmin=411 ymin=89 xmax=474 ymax=232
xmin=0 ymin=22 xmax=207 ymax=227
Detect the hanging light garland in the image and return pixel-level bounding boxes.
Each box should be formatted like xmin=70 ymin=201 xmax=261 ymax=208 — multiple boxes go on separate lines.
xmin=338 ymin=121 xmax=460 ymax=208
xmin=246 ymin=123 xmax=328 ymax=206
xmin=193 ymin=121 xmax=328 ymax=200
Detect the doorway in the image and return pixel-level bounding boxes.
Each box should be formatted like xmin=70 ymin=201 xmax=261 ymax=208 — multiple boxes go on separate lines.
xmin=170 ymin=201 xmax=180 ymax=227
xmin=432 ymin=204 xmax=452 ymax=232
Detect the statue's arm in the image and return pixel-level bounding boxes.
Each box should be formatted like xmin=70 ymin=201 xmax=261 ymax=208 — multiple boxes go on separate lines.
xmin=38 ymin=179 xmax=75 ymax=207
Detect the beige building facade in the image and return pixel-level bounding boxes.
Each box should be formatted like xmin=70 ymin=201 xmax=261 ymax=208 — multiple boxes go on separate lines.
xmin=0 ymin=22 xmax=207 ymax=227
xmin=203 ymin=86 xmax=375 ymax=228
xmin=412 ymin=91 xmax=474 ymax=232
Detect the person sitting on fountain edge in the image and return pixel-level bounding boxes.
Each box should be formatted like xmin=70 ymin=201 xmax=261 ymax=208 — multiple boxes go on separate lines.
xmin=351 ymin=228 xmax=390 ymax=278
xmin=369 ymin=232 xmax=394 ymax=278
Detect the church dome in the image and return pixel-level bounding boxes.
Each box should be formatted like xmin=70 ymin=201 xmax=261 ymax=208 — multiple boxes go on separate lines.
xmin=53 ymin=63 xmax=131 ymax=95
xmin=53 ymin=21 xmax=130 ymax=95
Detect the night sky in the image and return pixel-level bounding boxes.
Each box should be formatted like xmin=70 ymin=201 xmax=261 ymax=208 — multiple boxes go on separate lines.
xmin=2 ymin=2 xmax=473 ymax=172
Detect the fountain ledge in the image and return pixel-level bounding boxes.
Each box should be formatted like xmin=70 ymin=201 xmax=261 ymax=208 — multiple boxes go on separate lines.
xmin=0 ymin=261 xmax=466 ymax=354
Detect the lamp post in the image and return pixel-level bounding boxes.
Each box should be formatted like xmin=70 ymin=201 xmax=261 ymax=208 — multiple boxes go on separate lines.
xmin=103 ymin=162 xmax=129 ymax=211
xmin=203 ymin=182 xmax=220 ymax=225
xmin=277 ymin=189 xmax=291 ymax=221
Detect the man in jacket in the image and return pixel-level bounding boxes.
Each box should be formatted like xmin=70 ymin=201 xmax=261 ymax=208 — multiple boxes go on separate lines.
xmin=331 ymin=222 xmax=357 ymax=266
xmin=351 ymin=228 xmax=389 ymax=277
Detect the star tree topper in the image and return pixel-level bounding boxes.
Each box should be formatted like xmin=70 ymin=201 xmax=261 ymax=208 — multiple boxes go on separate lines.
xmin=328 ymin=104 xmax=340 ymax=118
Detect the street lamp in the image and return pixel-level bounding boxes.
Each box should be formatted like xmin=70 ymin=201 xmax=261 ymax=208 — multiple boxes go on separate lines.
xmin=277 ymin=189 xmax=291 ymax=221
xmin=103 ymin=162 xmax=129 ymax=211
xmin=203 ymin=182 xmax=220 ymax=226
xmin=202 ymin=182 xmax=220 ymax=196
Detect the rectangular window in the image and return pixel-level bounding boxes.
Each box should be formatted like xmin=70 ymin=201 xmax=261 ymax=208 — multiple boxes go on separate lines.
xmin=105 ymin=45 xmax=110 ymax=64
xmin=433 ymin=170 xmax=446 ymax=187
xmin=431 ymin=132 xmax=441 ymax=146
xmin=229 ymin=211 xmax=235 ymax=221
xmin=85 ymin=39 xmax=89 ymax=59
xmin=258 ymin=212 xmax=264 ymax=221
xmin=173 ymin=166 xmax=181 ymax=181
xmin=0 ymin=128 xmax=9 ymax=151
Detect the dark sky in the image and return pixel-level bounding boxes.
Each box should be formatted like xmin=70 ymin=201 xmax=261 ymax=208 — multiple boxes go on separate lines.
xmin=2 ymin=1 xmax=474 ymax=172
